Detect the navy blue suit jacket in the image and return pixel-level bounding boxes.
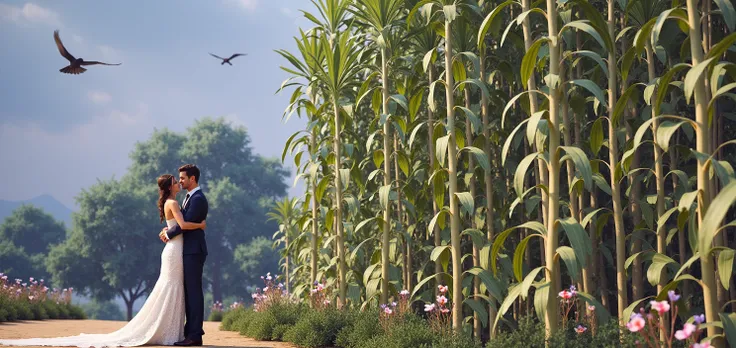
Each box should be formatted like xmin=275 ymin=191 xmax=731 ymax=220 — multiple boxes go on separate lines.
xmin=166 ymin=189 xmax=208 ymax=255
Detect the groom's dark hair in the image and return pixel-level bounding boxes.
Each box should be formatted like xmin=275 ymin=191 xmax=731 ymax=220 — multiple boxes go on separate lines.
xmin=179 ymin=164 xmax=200 ymax=183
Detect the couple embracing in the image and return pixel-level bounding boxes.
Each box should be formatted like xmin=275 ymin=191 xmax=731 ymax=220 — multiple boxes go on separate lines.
xmin=0 ymin=164 xmax=211 ymax=347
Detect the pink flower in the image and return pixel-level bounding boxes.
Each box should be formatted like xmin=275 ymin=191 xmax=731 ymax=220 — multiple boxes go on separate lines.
xmin=316 ymin=284 xmax=325 ymax=291
xmin=650 ymin=300 xmax=670 ymax=315
xmin=29 ymin=277 xmax=34 ymax=282
xmin=437 ymin=285 xmax=448 ymax=294
xmin=400 ymin=289 xmax=410 ymax=297
xmin=693 ymin=342 xmax=712 ymax=348
xmin=627 ymin=314 xmax=646 ymax=332
xmin=28 ymin=296 xmax=35 ymax=301
xmin=574 ymin=325 xmax=587 ymax=334
xmin=384 ymin=307 xmax=393 ymax=315
xmin=424 ymin=303 xmax=435 ymax=312
xmin=440 ymin=308 xmax=450 ymax=314
xmin=558 ymin=290 xmax=573 ymax=299
xmin=674 ymin=323 xmax=697 ymax=340
xmin=251 ymin=293 xmax=259 ymax=299
xmin=323 ymin=299 xmax=330 ymax=305
xmin=587 ymin=305 xmax=595 ymax=311
xmin=310 ymin=289 xmax=318 ymax=294
xmin=436 ymin=295 xmax=448 ymax=305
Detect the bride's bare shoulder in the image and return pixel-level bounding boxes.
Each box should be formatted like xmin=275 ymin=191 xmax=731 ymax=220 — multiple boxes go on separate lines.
xmin=164 ymin=199 xmax=180 ymax=209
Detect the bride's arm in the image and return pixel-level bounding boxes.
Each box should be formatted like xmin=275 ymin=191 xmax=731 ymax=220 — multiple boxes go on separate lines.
xmin=168 ymin=201 xmax=206 ymax=231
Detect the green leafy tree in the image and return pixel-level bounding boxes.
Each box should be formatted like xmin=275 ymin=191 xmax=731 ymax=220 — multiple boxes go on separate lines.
xmin=46 ymin=178 xmax=161 ymax=320
xmin=0 ymin=204 xmax=67 ymax=255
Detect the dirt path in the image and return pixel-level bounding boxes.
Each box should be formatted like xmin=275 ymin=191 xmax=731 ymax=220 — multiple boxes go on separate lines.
xmin=0 ymin=320 xmax=295 ymax=348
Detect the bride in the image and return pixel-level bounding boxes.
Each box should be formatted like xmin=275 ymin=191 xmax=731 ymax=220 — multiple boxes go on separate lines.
xmin=0 ymin=174 xmax=206 ymax=347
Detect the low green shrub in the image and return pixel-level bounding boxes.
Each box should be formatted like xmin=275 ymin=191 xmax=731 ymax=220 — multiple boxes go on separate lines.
xmin=489 ymin=316 xmax=641 ymax=348
xmin=245 ymin=310 xmax=278 ymax=340
xmin=220 ymin=307 xmax=246 ymax=331
xmin=283 ymin=308 xmax=352 ymax=348
xmin=356 ymin=314 xmax=436 ymax=348
xmin=335 ymin=308 xmax=381 ymax=348
xmin=208 ymin=310 xmax=223 ymax=322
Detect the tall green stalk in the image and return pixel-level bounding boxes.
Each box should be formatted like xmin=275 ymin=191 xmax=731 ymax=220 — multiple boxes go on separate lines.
xmin=686 ymin=0 xmax=718 ymax=340
xmin=380 ymin=46 xmax=393 ymax=306
xmin=544 ymin=0 xmax=561 ymax=336
xmin=443 ymin=15 xmax=463 ymax=332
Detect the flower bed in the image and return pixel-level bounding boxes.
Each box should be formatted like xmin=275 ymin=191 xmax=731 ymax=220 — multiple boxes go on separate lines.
xmin=217 ymin=278 xmax=719 ymax=347
xmin=0 ymin=273 xmax=86 ymax=322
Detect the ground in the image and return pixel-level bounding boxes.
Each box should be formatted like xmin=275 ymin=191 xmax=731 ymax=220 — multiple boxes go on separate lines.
xmin=0 ymin=320 xmax=294 ymax=348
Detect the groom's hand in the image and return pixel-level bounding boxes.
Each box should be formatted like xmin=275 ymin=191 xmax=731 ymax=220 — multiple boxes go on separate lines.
xmin=159 ymin=227 xmax=169 ymax=243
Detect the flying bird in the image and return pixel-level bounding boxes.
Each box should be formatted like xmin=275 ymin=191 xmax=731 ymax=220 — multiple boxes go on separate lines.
xmin=53 ymin=30 xmax=121 ymax=75
xmin=209 ymin=53 xmax=247 ymax=65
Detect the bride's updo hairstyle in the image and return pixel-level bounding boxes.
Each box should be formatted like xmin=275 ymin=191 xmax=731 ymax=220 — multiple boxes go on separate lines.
xmin=157 ymin=174 xmax=175 ymax=223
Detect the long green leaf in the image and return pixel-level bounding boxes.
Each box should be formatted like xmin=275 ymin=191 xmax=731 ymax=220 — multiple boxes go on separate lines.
xmin=558 ymin=217 xmax=592 ymax=267
xmin=719 ymin=313 xmax=736 ymax=348
xmin=684 ymin=57 xmax=716 ymax=104
xmin=455 ymin=192 xmax=474 ymax=217
xmin=557 ymin=246 xmax=581 ymax=283
xmin=521 ymin=37 xmax=548 ymax=89
xmin=569 ymin=79 xmax=608 ymax=108
xmin=560 ymin=146 xmax=594 ymax=191
xmin=514 ymin=153 xmax=538 ymax=197
xmin=700 ymin=182 xmax=736 ymax=255
xmin=719 ymin=250 xmax=735 ymax=291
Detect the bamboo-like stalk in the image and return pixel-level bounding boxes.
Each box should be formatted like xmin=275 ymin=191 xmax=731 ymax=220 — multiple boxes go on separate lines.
xmin=644 ymin=40 xmax=667 ymax=298
xmin=332 ymin=100 xmax=347 ymax=308
xmin=428 ymin=64 xmax=442 ymax=291
xmin=543 ymin=0 xmax=561 ymax=336
xmin=311 ymin=128 xmax=319 ymax=287
xmin=394 ymin=134 xmax=410 ymax=290
xmin=380 ymin=47 xmax=393 ymax=306
xmin=606 ymin=0 xmax=628 ymax=323
xmin=479 ymin=43 xmax=497 ymax=338
xmin=521 ymin=0 xmax=549 ymax=229
xmin=463 ymin=86 xmax=481 ymax=337
xmin=685 ymin=0 xmax=719 ymax=341
xmin=444 ymin=18 xmax=463 ymax=332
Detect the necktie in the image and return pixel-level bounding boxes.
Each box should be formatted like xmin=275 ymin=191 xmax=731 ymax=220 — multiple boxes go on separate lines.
xmin=183 ymin=193 xmax=190 ymax=209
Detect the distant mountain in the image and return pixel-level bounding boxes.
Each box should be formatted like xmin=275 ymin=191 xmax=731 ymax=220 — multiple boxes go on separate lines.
xmin=0 ymin=194 xmax=74 ymax=228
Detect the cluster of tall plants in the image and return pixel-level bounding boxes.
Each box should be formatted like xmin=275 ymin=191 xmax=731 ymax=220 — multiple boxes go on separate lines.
xmin=273 ymin=0 xmax=736 ymax=345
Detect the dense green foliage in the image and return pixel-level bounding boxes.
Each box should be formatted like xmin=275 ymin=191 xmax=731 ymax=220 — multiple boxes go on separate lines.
xmin=272 ymin=0 xmax=736 ymax=346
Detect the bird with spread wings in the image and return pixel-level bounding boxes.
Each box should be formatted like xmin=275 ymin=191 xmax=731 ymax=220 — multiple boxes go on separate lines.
xmin=54 ymin=30 xmax=121 ymax=75
xmin=209 ymin=53 xmax=247 ymax=65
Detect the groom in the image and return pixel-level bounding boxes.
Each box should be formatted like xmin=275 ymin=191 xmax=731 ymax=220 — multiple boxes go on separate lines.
xmin=159 ymin=164 xmax=209 ymax=346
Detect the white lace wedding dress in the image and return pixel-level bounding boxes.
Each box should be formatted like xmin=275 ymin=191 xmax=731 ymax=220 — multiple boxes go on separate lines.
xmin=0 ymin=218 xmax=186 ymax=347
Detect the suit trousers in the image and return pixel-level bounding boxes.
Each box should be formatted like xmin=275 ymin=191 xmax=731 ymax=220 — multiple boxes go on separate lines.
xmin=183 ymin=253 xmax=207 ymax=340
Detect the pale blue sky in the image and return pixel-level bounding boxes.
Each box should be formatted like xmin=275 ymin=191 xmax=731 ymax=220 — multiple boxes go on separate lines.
xmin=0 ymin=0 xmax=311 ymax=208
